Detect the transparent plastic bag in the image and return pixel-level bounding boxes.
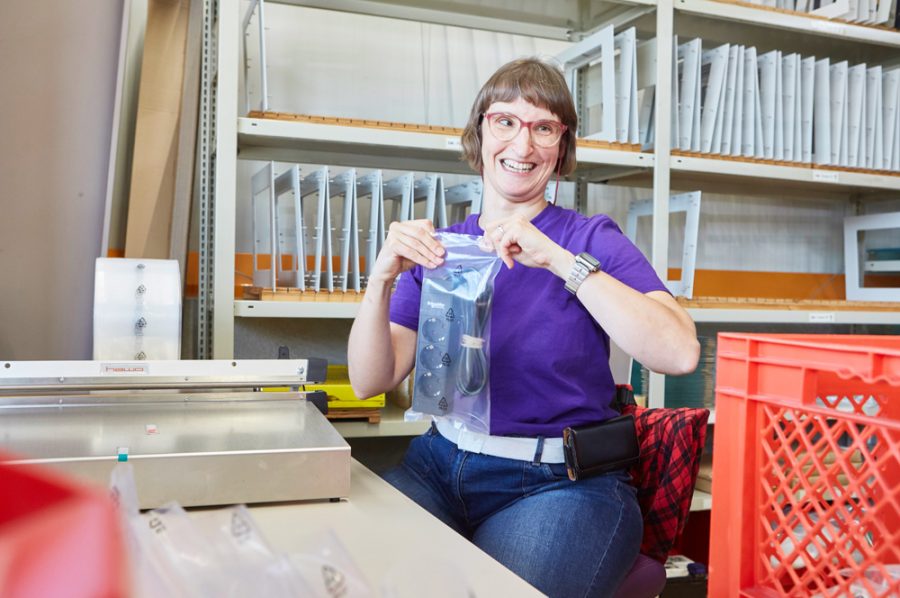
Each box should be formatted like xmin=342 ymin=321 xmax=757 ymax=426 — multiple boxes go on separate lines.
xmin=411 ymin=232 xmax=501 ymax=434
xmin=109 ymin=464 xmax=313 ymax=597
xmin=289 ymin=528 xmax=374 ymax=597
xmin=191 ymin=505 xmax=312 ymax=597
xmin=841 ymin=565 xmax=900 ymax=598
xmin=110 ymin=464 xmax=221 ymax=597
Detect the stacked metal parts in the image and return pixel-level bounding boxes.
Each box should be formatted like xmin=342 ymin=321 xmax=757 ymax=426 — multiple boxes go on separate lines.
xmin=669 ymin=36 xmax=900 ymax=170
xmin=554 ymin=19 xmax=900 ymax=171
xmin=247 ymin=162 xmax=491 ymax=299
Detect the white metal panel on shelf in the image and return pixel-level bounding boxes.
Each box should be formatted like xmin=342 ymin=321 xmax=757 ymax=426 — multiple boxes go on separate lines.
xmin=330 ymin=168 xmax=361 ymax=293
xmin=250 ymin=162 xmax=277 ymax=289
xmin=299 ymin=167 xmax=333 ymax=292
xmin=356 ymin=170 xmax=386 ymax=280
xmin=273 ymin=164 xmax=305 ymax=289
xmin=626 ymin=191 xmax=702 ymax=298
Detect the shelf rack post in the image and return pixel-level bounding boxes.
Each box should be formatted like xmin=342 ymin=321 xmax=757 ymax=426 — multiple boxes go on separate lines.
xmin=210 ymin=0 xmax=239 ymax=358
xmin=649 ymin=0 xmax=675 ymax=408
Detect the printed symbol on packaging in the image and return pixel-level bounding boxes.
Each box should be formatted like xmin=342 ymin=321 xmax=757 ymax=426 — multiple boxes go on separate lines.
xmin=148 ymin=516 xmax=166 ymax=534
xmin=438 ymin=396 xmax=449 ymax=412
xmin=321 ymin=565 xmax=347 ymax=598
xmin=230 ymin=511 xmax=252 ymax=543
xmin=441 ymin=353 xmax=451 ymax=367
xmin=445 ymin=308 xmax=455 ymax=321
xmin=454 ymin=265 xmax=463 ymax=276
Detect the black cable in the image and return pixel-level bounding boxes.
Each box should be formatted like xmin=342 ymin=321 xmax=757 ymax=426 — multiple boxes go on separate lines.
xmin=456 ymin=285 xmax=492 ymax=396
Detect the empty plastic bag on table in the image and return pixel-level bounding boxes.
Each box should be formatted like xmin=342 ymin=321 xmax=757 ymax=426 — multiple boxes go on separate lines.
xmin=411 ymin=232 xmax=501 ymax=434
xmin=109 ymin=463 xmax=314 ymax=597
xmin=290 ymin=528 xmax=375 ymax=598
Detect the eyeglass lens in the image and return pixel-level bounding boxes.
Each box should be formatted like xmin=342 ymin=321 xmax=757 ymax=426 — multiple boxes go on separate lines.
xmin=486 ymin=113 xmax=564 ymax=146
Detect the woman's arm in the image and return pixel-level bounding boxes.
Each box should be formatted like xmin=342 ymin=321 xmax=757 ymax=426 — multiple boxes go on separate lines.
xmin=484 ymin=215 xmax=700 ymax=376
xmin=562 ymin=271 xmax=699 ymax=375
xmin=348 ymin=220 xmax=444 ymax=399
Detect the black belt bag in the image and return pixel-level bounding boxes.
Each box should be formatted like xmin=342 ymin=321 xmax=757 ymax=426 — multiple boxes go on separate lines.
xmin=562 ymin=413 xmax=640 ymax=481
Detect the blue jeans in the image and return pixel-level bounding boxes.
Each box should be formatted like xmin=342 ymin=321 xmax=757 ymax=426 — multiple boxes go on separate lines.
xmin=383 ymin=424 xmax=643 ymax=597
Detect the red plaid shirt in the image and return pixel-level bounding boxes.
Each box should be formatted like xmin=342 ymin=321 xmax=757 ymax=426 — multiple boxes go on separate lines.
xmin=623 ymin=404 xmax=710 ymax=563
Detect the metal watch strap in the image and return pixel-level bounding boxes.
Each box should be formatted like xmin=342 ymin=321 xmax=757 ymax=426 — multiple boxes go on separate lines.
xmin=565 ymin=252 xmax=601 ymax=295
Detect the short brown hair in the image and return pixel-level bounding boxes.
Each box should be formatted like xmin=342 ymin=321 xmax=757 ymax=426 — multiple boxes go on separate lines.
xmin=461 ymin=57 xmax=577 ymax=176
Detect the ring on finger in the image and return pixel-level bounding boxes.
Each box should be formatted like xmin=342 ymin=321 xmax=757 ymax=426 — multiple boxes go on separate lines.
xmin=496 ymin=224 xmax=504 ymax=235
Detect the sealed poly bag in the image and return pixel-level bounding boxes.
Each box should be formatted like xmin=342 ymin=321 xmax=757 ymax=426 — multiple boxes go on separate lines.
xmin=411 ymin=233 xmax=501 ymax=434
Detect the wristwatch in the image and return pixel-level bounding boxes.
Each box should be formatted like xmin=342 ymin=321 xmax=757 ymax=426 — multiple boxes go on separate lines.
xmin=565 ymin=252 xmax=601 ymax=295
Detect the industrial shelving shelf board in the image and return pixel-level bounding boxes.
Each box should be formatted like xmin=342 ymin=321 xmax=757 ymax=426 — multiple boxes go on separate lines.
xmin=687 ymin=307 xmax=900 ymax=324
xmin=234 ymin=299 xmax=361 ymax=319
xmin=237 ymin=117 xmax=654 ymax=177
xmin=677 ymin=0 xmax=900 ymax=50
xmin=264 ymin=0 xmax=659 ymax=41
xmin=670 ymin=154 xmax=900 ymax=195
xmin=237 ymin=297 xmax=900 ymax=325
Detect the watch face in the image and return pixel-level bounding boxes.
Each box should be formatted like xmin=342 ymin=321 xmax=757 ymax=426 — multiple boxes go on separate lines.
xmin=577 ymin=252 xmax=601 ymax=270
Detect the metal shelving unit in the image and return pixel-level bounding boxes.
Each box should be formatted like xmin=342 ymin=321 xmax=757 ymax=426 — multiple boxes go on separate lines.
xmin=205 ymin=0 xmax=900 ymax=416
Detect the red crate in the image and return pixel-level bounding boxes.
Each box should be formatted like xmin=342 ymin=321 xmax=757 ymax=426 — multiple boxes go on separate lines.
xmin=0 ymin=455 xmax=127 ymax=598
xmin=709 ymin=334 xmax=900 ymax=598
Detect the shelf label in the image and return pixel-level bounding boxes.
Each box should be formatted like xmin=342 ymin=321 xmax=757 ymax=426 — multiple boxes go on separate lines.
xmin=808 ymin=312 xmax=836 ymax=323
xmin=812 ymin=170 xmax=839 ymax=183
xmin=445 ymin=137 xmax=461 ymax=150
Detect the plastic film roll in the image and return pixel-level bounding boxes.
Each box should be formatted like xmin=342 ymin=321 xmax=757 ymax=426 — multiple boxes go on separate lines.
xmin=93 ymin=258 xmax=181 ymax=360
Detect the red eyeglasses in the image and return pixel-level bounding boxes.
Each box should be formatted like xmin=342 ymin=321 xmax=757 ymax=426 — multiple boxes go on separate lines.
xmin=482 ymin=112 xmax=567 ymax=147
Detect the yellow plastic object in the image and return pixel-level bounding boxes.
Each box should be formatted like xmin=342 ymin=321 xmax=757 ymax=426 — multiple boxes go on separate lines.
xmin=305 ymin=365 xmax=386 ymax=409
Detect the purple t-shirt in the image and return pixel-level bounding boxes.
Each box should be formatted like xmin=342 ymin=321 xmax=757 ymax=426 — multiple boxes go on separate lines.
xmin=389 ymin=203 xmax=668 ymax=437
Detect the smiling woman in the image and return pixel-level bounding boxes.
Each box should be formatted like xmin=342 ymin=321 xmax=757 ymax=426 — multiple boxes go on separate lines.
xmin=347 ymin=57 xmax=700 ymax=597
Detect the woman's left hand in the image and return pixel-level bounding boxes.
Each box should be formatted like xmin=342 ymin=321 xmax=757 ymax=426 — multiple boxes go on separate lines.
xmin=482 ymin=215 xmax=571 ymax=273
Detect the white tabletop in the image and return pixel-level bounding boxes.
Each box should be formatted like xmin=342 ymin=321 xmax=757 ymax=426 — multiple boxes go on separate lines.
xmin=247 ymin=460 xmax=544 ymax=597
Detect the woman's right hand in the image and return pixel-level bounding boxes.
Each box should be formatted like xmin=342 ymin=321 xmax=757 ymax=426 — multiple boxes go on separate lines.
xmin=369 ymin=219 xmax=445 ymax=284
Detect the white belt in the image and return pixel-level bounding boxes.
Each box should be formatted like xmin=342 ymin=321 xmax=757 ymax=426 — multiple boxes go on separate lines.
xmin=434 ymin=419 xmax=566 ymax=464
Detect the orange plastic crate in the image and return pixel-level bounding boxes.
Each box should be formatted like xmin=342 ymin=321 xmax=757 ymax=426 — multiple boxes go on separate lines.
xmin=709 ymin=334 xmax=900 ymax=598
xmin=0 ymin=455 xmax=128 ymax=597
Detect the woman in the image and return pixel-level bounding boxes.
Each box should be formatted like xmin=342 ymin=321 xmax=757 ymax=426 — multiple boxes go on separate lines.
xmin=348 ymin=57 xmax=700 ymax=597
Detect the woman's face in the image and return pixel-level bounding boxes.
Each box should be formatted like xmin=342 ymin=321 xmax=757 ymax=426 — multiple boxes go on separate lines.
xmin=480 ymin=97 xmax=562 ymax=206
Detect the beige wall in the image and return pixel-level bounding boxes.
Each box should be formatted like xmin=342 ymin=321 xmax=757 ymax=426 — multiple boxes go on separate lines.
xmin=0 ymin=1 xmax=122 ymax=359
